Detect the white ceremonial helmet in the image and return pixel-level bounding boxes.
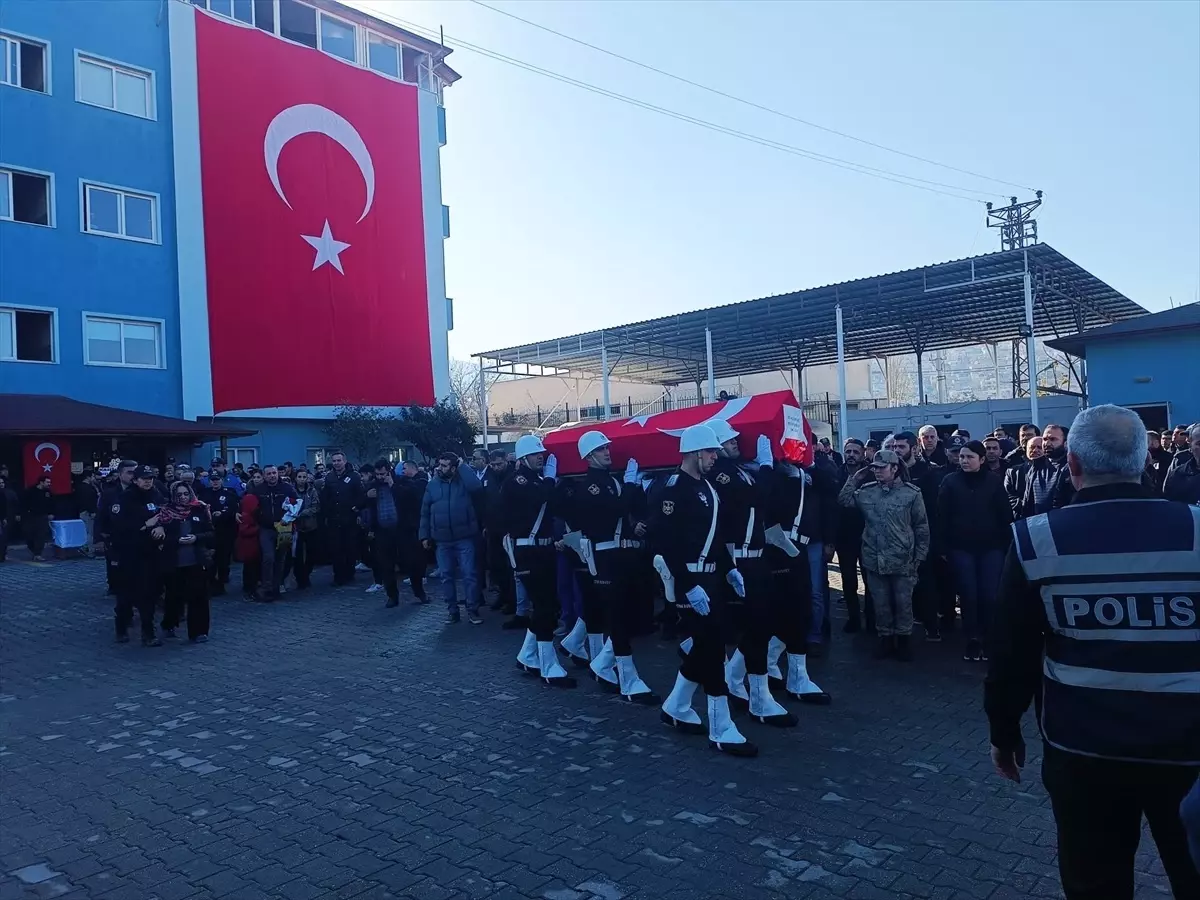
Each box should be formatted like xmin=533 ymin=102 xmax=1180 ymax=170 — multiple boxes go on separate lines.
xmin=577 ymin=430 xmax=611 ymax=460
xmin=514 ymin=434 xmax=547 ymax=459
xmin=707 ymin=419 xmax=740 ymax=445
xmin=679 ymin=424 xmax=721 ymax=454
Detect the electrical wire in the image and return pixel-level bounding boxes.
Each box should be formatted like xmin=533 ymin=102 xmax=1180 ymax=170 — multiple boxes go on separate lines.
xmin=365 ymin=8 xmax=1001 ymax=203
xmin=470 ymin=0 xmax=1036 ymax=194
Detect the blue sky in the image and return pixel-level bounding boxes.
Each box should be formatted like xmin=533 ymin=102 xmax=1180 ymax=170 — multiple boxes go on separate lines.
xmin=357 ymin=0 xmax=1200 ymax=360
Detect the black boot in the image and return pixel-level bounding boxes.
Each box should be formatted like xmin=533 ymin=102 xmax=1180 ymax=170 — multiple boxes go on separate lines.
xmin=502 ymin=614 xmax=529 ymax=630
xmin=872 ymin=635 xmax=894 ymax=660
xmin=843 ymin=618 xmax=861 ymax=634
xmin=895 ymin=634 xmax=913 ymax=662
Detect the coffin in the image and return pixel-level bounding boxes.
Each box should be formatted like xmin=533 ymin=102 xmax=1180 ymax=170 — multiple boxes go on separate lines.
xmin=541 ymin=390 xmax=814 ymax=476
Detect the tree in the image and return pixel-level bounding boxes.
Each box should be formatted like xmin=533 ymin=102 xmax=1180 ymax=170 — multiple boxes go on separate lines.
xmin=395 ymin=400 xmax=477 ymax=461
xmin=325 ymin=406 xmax=395 ymax=465
xmin=449 ymin=358 xmax=482 ymax=426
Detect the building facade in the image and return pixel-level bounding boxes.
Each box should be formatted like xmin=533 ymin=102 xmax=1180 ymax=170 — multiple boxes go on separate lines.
xmin=1 ymin=0 xmax=455 ymax=477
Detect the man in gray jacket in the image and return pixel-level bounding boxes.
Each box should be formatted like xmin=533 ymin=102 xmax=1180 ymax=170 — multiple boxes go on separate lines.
xmin=420 ymin=451 xmax=484 ymax=624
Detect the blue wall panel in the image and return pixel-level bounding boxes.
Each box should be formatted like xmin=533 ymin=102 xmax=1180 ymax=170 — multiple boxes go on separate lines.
xmin=1084 ymin=332 xmax=1200 ymax=427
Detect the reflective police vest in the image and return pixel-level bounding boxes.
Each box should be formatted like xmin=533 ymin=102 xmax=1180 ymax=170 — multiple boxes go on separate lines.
xmin=1013 ymin=497 xmax=1200 ymax=765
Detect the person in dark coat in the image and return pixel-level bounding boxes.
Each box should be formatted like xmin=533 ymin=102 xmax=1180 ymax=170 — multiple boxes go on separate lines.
xmin=320 ymin=451 xmax=363 ymax=585
xmin=21 ymin=475 xmax=55 ymax=560
xmin=834 ymin=439 xmax=873 ymax=633
xmin=395 ymin=460 xmax=428 ymax=602
xmin=479 ymin=451 xmax=515 ymax=614
xmin=157 ymin=482 xmax=214 ymax=642
xmin=937 ymin=440 xmax=1012 ymax=662
xmin=1004 ymin=435 xmax=1043 ymax=519
xmin=1163 ymin=424 xmax=1200 ymax=505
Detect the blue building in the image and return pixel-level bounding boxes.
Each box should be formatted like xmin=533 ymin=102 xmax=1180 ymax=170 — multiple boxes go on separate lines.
xmin=1 ymin=0 xmax=456 ymax=484
xmin=1046 ymin=302 xmax=1200 ymax=432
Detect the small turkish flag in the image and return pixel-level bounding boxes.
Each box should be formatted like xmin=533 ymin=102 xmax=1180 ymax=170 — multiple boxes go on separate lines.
xmin=195 ymin=12 xmax=433 ymax=413
xmin=23 ymin=438 xmax=72 ymax=493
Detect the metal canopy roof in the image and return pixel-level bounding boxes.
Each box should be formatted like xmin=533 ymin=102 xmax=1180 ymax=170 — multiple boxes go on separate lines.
xmin=474 ymin=243 xmax=1146 ymax=384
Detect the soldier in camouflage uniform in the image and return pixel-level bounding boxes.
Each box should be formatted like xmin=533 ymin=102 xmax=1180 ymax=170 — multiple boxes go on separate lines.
xmin=837 ymin=449 xmax=929 ymax=662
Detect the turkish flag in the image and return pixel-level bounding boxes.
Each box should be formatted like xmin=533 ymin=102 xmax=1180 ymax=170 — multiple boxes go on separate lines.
xmin=23 ymin=439 xmax=72 ymax=493
xmin=195 ymin=12 xmax=433 ymax=413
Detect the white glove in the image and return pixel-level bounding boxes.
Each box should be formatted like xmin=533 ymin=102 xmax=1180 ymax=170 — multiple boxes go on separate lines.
xmin=726 ymin=569 xmax=745 ymax=598
xmin=755 ymin=435 xmax=773 ymax=468
xmin=623 ymin=458 xmax=640 ymax=484
xmin=685 ymin=585 xmax=711 ymax=616
xmin=543 ymin=453 xmax=557 ymax=481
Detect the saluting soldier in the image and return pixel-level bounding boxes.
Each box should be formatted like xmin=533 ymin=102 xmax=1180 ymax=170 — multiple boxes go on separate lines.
xmin=651 ymin=425 xmax=757 ymax=757
xmin=504 ymin=435 xmax=575 ymax=688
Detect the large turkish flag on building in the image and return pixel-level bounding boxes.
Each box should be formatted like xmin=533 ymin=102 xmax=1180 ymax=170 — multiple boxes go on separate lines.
xmin=195 ymin=12 xmax=433 ymax=413
xmin=23 ymin=439 xmax=72 ymax=493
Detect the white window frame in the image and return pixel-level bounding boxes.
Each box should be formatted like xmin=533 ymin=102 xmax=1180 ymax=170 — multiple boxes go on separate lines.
xmin=0 ymin=163 xmax=56 ymax=228
xmin=0 ymin=303 xmax=59 ymax=365
xmin=317 ymin=9 xmax=358 ymax=64
xmin=79 ymin=179 xmax=161 ymax=244
xmin=74 ymin=50 xmax=156 ymax=120
xmin=228 ymin=447 xmax=259 ymax=468
xmin=0 ymin=30 xmax=51 ymax=95
xmin=364 ymin=29 xmax=401 ymax=81
xmin=81 ymin=312 xmax=166 ymax=369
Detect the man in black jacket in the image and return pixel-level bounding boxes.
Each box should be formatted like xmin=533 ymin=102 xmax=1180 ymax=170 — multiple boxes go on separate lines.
xmin=321 ymin=450 xmax=362 ymax=586
xmin=395 ymin=460 xmax=428 ymax=601
xmin=1163 ymin=423 xmax=1200 ymax=506
xmin=111 ymin=465 xmax=167 ymax=645
xmin=250 ymin=465 xmax=297 ymax=599
xmin=200 ymin=470 xmax=240 ymax=594
xmin=835 ymin=440 xmax=873 ymax=633
xmin=21 ymin=476 xmax=55 ymax=561
xmin=479 ymin=451 xmax=516 ymax=616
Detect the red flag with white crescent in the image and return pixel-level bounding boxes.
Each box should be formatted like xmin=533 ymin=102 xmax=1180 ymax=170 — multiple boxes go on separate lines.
xmin=195 ymin=11 xmax=433 ymax=413
xmin=23 ymin=439 xmax=72 ymax=493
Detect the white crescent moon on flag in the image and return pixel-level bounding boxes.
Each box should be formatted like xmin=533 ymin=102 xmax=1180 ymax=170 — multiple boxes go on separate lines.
xmin=656 ymin=397 xmax=753 ymax=438
xmin=33 ymin=442 xmax=60 ymax=463
xmin=263 ymin=103 xmax=376 ymax=223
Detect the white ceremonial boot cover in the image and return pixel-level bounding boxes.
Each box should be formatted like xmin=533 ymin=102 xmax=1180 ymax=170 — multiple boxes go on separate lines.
xmin=517 ymin=630 xmax=540 ymax=671
xmin=660 ymin=672 xmax=701 ymax=725
xmin=561 ymin=618 xmax=588 ymax=659
xmin=707 ymin=695 xmax=749 ymax=745
xmin=724 ymin=650 xmax=750 ymax=701
xmin=787 ymin=653 xmax=823 ymax=695
xmin=616 ymin=656 xmax=653 ymax=696
xmin=537 ymin=642 xmax=569 ymax=680
xmin=766 ymin=636 xmax=786 ymax=680
xmin=589 ymin=637 xmax=619 ymax=684
xmin=748 ymin=674 xmax=792 ymax=720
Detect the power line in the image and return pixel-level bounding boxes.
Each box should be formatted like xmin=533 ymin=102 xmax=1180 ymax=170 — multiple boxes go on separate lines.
xmin=367 ymin=9 xmax=1001 ymax=203
xmin=470 ymin=0 xmax=1037 ymax=194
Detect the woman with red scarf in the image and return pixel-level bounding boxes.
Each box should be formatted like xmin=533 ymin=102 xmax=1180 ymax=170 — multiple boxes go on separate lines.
xmin=159 ymin=482 xmax=214 ymax=643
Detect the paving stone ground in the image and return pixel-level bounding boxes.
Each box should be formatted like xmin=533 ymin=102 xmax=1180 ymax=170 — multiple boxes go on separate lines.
xmin=0 ymin=552 xmax=1174 ymax=900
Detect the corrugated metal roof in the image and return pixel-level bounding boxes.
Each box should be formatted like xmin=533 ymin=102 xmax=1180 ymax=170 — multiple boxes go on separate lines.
xmin=0 ymin=395 xmax=256 ymax=438
xmin=475 ymin=243 xmax=1146 ymax=383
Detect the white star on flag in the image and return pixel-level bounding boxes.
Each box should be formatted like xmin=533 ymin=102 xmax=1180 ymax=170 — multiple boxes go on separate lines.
xmin=626 ymin=414 xmax=655 ymax=428
xmin=302 ymin=220 xmax=351 ymax=274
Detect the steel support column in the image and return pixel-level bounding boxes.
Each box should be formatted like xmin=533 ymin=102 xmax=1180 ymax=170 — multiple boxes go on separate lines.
xmin=835 ymin=304 xmax=848 ymax=444
xmin=478 ymin=355 xmax=489 ymax=450
xmin=705 ymin=327 xmax=716 ymax=403
xmin=600 ymin=340 xmax=611 ymax=422
xmin=1023 ymin=250 xmax=1039 ymax=426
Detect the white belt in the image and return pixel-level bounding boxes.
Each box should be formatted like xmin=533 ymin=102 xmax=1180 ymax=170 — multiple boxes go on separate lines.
xmin=686 ymin=562 xmax=717 ymax=573
xmin=595 ymin=538 xmax=643 ymax=551
xmin=730 ymin=548 xmax=763 ymax=559
xmin=787 ymin=532 xmax=811 ymax=546
xmin=516 ymin=537 xmax=553 ymax=547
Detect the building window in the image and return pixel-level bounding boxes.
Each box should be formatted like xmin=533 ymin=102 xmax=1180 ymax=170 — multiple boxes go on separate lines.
xmin=253 ymin=0 xmax=275 ymax=34
xmin=84 ymin=315 xmax=162 ymax=368
xmin=228 ymin=447 xmax=258 ymax=468
xmin=367 ymin=32 xmax=399 ymax=78
xmin=82 ymin=182 xmax=158 ymax=243
xmin=319 ymin=12 xmax=356 ymax=63
xmin=401 ymin=45 xmax=429 ymax=86
xmin=76 ymin=54 xmax=154 ymax=119
xmin=0 ymin=168 xmax=52 ymax=226
xmin=0 ymin=306 xmax=55 ymax=363
xmin=279 ymin=0 xmax=318 ymax=49
xmin=1 ymin=33 xmax=48 ymax=93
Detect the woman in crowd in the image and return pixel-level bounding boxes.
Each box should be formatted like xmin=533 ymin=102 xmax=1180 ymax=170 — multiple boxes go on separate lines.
xmin=237 ymin=471 xmax=264 ymax=600
xmin=936 ymin=440 xmax=1012 ymax=662
xmin=285 ymin=468 xmax=321 ymax=590
xmin=159 ymin=482 xmax=214 ymax=643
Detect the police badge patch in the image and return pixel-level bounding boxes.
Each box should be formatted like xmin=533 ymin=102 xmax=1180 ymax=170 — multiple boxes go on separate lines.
xmin=587 ymin=483 xmax=601 ymax=495
xmin=111 ymin=504 xmax=120 ymax=514
xmin=715 ymin=472 xmax=730 ymax=485
xmin=516 ymin=475 xmax=528 ymax=485
xmin=661 ymin=500 xmax=674 ymax=515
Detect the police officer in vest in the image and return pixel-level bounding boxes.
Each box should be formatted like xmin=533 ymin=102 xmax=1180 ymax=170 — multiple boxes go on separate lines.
xmin=562 ymin=431 xmax=657 ymax=703
xmin=985 ymin=404 xmax=1200 ymax=900
xmin=504 ymin=435 xmax=575 ymax=689
xmin=652 ymin=424 xmax=757 ymax=757
xmin=110 ymin=465 xmax=168 ymax=646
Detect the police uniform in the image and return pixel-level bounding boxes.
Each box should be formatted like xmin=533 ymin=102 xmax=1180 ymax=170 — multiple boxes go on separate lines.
xmin=201 ymin=482 xmax=240 ymax=592
xmin=96 ymin=474 xmax=130 ymax=594
xmin=110 ymin=468 xmax=167 ymax=644
xmin=564 ymin=462 xmax=656 ymax=702
xmin=985 ymin=484 xmax=1200 ymax=900
xmin=764 ymin=466 xmax=831 ymax=704
xmin=502 ymin=451 xmax=575 ymax=688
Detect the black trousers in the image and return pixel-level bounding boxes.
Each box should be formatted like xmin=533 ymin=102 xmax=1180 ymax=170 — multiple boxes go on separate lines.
xmin=595 ymin=549 xmax=638 ymax=656
xmin=211 ymin=527 xmax=235 ymax=585
xmin=327 ymin=522 xmax=358 ymax=584
xmin=115 ymin=561 xmax=157 ymax=638
xmin=289 ymin=529 xmax=315 ymax=587
xmin=732 ymin=557 xmax=772 ymax=675
xmin=515 ymin=547 xmax=557 ymax=641
xmin=373 ymin=527 xmax=400 ymax=600
xmin=1042 ymin=746 xmax=1200 ymax=900
xmin=836 ymin=537 xmax=874 ymax=628
xmin=577 ymin=569 xmax=606 ymax=635
xmin=163 ymin=565 xmax=210 ymax=639
xmin=398 ymin=528 xmax=425 ymax=599
xmin=768 ymin=545 xmax=813 ymax=654
xmin=678 ymin=574 xmax=727 ymax=696
xmin=242 ymin=557 xmax=261 ymax=596
xmin=25 ymin=515 xmax=49 ymax=556
xmin=486 ymin=531 xmax=515 ymax=609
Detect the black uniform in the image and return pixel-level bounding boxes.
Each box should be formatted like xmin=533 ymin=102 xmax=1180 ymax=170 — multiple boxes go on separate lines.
xmin=110 ymin=484 xmax=166 ymax=641
xmin=834 ymin=463 xmax=873 ymax=631
xmin=201 ymin=485 xmax=240 ymax=589
xmin=649 ymin=468 xmax=731 ymax=696
xmin=501 ymin=464 xmax=559 ymax=642
xmin=565 ymin=466 xmax=645 ymax=656
xmin=321 ymin=467 xmax=363 ymax=585
xmin=709 ymin=456 xmax=771 ymax=674
xmin=763 ymin=468 xmax=815 ymax=656
xmin=96 ymin=478 xmax=128 ymax=592
xmin=480 ymin=466 xmax=515 ymax=613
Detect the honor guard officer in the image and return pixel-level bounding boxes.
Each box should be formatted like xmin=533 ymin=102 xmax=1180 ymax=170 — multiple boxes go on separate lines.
xmin=110 ymin=465 xmax=168 ymax=646
xmin=562 ymin=431 xmax=657 ymax=704
xmin=504 ymin=435 xmax=576 ymax=689
xmin=652 ymin=424 xmax=757 ymax=757
xmin=985 ymin=405 xmax=1200 ymax=900
xmin=708 ymin=425 xmax=797 ymax=728
xmin=764 ymin=451 xmax=832 ymax=704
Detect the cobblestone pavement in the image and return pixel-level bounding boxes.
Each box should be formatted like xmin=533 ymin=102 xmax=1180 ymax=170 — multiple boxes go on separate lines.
xmin=0 ymin=553 xmax=1174 ymax=900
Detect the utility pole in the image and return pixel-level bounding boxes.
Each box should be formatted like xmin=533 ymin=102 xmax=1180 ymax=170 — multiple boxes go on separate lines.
xmin=986 ymin=191 xmax=1043 ymax=251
